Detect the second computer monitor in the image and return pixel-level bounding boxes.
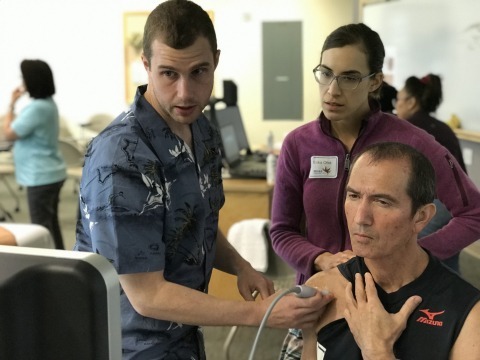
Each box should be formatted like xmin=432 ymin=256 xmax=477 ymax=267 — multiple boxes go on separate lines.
xmin=209 ymin=106 xmax=251 ymax=155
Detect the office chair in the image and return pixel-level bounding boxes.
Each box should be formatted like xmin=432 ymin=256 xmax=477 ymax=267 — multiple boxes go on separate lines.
xmin=0 ymin=116 xmax=20 ymax=219
xmin=0 ymin=162 xmax=19 ymax=221
xmin=0 ymin=148 xmax=21 ymax=221
xmin=82 ymin=113 xmax=113 ymax=134
xmin=58 ymin=138 xmax=85 ymax=193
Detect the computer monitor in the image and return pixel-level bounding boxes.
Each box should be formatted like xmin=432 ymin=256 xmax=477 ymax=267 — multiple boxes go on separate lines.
xmin=222 ymin=80 xmax=237 ymax=106
xmin=0 ymin=246 xmax=122 ymax=360
xmin=219 ymin=123 xmax=242 ymax=166
xmin=205 ymin=106 xmax=251 ymax=155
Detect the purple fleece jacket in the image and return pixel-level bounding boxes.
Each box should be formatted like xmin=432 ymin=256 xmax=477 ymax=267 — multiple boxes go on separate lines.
xmin=270 ymin=103 xmax=480 ymax=285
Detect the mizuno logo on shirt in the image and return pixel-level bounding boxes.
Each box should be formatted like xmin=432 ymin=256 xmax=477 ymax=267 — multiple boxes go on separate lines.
xmin=416 ymin=309 xmax=445 ymax=327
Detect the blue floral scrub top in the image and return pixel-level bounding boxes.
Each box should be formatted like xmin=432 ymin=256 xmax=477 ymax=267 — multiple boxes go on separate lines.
xmin=75 ymin=85 xmax=225 ymax=359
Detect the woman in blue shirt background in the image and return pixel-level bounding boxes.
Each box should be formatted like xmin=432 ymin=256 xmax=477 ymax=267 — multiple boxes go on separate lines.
xmin=3 ymin=59 xmax=67 ymax=249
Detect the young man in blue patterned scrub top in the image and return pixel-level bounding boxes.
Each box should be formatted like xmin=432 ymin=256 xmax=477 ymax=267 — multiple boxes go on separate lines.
xmin=74 ymin=1 xmax=333 ymax=358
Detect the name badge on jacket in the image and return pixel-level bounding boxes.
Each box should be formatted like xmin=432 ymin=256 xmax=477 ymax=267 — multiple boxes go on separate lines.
xmin=309 ymin=156 xmax=338 ymax=178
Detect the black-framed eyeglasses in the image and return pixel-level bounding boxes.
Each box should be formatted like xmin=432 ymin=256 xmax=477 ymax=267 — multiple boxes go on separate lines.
xmin=313 ymin=65 xmax=376 ymax=90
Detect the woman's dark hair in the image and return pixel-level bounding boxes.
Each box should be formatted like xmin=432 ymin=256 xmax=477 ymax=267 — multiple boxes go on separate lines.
xmin=321 ymin=23 xmax=385 ymax=97
xmin=20 ymin=59 xmax=56 ymax=99
xmin=404 ymin=74 xmax=442 ymax=113
xmin=322 ymin=23 xmax=385 ymax=74
xmin=379 ymin=81 xmax=398 ymax=113
xmin=143 ymin=0 xmax=217 ymax=66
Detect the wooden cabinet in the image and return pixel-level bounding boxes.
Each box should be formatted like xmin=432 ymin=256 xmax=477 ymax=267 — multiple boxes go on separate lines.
xmin=209 ymin=178 xmax=273 ymax=300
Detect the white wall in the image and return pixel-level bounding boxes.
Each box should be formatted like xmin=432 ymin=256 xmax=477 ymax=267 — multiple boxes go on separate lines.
xmin=0 ymin=0 xmax=355 ymax=147
xmin=202 ymin=0 xmax=356 ymax=147
xmin=364 ymin=0 xmax=480 ymax=131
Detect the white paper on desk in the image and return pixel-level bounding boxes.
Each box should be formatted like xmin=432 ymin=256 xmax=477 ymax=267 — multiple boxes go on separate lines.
xmin=227 ymin=218 xmax=269 ymax=272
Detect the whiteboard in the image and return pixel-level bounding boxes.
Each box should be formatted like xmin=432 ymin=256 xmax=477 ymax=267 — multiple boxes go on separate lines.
xmin=364 ymin=0 xmax=480 ymax=131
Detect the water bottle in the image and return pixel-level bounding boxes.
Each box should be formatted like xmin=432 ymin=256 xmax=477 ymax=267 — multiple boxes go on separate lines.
xmin=266 ymin=131 xmax=277 ymax=185
xmin=267 ymin=131 xmax=274 ymax=153
xmin=266 ymin=152 xmax=277 ymax=185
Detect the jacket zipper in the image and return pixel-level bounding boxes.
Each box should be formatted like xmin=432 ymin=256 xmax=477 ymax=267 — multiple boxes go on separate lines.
xmin=321 ymin=117 xmax=363 ymax=252
xmin=338 ymin=152 xmax=353 ymax=252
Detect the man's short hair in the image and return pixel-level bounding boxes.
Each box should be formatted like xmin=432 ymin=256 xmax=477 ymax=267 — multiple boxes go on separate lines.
xmin=143 ymin=0 xmax=217 ymax=66
xmin=349 ymin=142 xmax=436 ymax=215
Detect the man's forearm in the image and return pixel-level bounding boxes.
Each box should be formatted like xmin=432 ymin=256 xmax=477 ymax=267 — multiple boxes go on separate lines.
xmin=213 ymin=229 xmax=251 ymax=275
xmin=121 ymin=273 xmax=262 ymax=327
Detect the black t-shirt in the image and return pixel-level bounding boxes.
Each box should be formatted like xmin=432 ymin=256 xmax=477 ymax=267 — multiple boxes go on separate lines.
xmin=317 ymin=253 xmax=480 ymax=360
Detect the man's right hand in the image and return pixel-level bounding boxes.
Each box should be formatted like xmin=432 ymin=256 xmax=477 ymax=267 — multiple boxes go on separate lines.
xmin=262 ymin=288 xmax=334 ymax=329
xmin=314 ymin=250 xmax=355 ymax=272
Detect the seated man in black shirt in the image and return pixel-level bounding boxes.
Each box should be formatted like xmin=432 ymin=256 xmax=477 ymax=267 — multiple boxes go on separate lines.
xmin=302 ymin=142 xmax=480 ymax=360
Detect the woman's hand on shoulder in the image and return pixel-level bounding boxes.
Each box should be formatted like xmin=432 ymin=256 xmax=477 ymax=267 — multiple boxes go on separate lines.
xmin=314 ymin=250 xmax=355 ymax=272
